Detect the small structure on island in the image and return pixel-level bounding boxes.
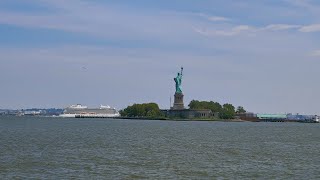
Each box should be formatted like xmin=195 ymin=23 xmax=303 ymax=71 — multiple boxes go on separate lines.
xmin=162 ymin=67 xmax=215 ymax=119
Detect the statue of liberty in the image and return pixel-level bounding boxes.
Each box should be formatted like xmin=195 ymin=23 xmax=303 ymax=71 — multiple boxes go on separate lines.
xmin=174 ymin=67 xmax=183 ymax=93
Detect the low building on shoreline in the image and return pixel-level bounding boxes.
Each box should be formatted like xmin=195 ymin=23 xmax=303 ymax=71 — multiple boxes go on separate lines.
xmin=161 ymin=109 xmax=218 ymax=119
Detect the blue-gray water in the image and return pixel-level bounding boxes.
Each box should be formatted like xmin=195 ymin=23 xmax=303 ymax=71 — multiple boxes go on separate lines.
xmin=0 ymin=117 xmax=319 ymax=179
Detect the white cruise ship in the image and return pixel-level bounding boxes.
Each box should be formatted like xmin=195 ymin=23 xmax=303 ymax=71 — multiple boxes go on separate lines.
xmin=60 ymin=104 xmax=120 ymax=118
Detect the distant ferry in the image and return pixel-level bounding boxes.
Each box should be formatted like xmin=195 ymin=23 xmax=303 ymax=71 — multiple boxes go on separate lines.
xmin=60 ymin=104 xmax=120 ymax=118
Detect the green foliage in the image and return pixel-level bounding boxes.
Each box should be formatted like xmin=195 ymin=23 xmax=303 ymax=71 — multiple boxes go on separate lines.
xmin=120 ymin=103 xmax=163 ymax=118
xmin=236 ymin=106 xmax=246 ymax=113
xmin=188 ymin=100 xmax=239 ymax=119
xmin=188 ymin=100 xmax=222 ymax=112
xmin=220 ymin=103 xmax=236 ymax=119
xmin=121 ymin=100 xmax=245 ymax=120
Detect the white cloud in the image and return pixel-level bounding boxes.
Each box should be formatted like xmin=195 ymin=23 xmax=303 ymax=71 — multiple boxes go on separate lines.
xmin=197 ymin=13 xmax=230 ymax=22
xmin=263 ymin=24 xmax=301 ymax=31
xmin=207 ymin=16 xmax=230 ymax=22
xmin=283 ymin=0 xmax=320 ymax=18
xmin=309 ymin=50 xmax=320 ymax=57
xmin=194 ymin=22 xmax=320 ymax=38
xmin=1 ymin=0 xmax=319 ymax=41
xmin=299 ymin=24 xmax=320 ymax=32
xmin=193 ymin=23 xmax=301 ymax=37
xmin=283 ymin=0 xmax=319 ymax=10
xmin=0 ymin=1 xmax=198 ymax=41
xmin=205 ymin=15 xmax=230 ymax=22
xmin=193 ymin=25 xmax=256 ymax=37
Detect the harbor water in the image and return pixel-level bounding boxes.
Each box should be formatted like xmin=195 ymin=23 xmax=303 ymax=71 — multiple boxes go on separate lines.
xmin=0 ymin=117 xmax=319 ymax=179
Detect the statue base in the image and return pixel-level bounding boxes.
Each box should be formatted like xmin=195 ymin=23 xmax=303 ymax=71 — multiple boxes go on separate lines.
xmin=171 ymin=92 xmax=185 ymax=110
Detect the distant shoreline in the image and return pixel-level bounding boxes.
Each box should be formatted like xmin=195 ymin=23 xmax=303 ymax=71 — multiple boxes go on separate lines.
xmin=2 ymin=115 xmax=319 ymax=123
xmin=116 ymin=117 xmax=247 ymax=122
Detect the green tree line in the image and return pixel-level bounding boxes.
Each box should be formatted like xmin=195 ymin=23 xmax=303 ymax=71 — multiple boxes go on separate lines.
xmin=188 ymin=100 xmax=246 ymax=119
xmin=120 ymin=101 xmax=246 ymax=119
xmin=120 ymin=103 xmax=163 ymax=118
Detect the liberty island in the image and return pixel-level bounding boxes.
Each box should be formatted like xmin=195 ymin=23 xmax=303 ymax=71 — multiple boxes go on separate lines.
xmin=162 ymin=67 xmax=216 ymax=119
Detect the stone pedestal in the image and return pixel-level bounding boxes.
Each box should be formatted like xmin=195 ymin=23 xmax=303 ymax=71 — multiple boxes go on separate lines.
xmin=172 ymin=92 xmax=185 ymax=110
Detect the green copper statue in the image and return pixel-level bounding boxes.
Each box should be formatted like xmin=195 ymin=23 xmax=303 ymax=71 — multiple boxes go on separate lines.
xmin=174 ymin=67 xmax=183 ymax=93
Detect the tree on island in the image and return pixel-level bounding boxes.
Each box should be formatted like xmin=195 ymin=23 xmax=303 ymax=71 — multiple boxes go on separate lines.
xmin=188 ymin=100 xmax=238 ymax=119
xmin=220 ymin=103 xmax=236 ymax=119
xmin=236 ymin=106 xmax=246 ymax=114
xmin=120 ymin=103 xmax=163 ymax=118
xmin=188 ymin=100 xmax=222 ymax=113
xmin=121 ymin=100 xmax=244 ymax=119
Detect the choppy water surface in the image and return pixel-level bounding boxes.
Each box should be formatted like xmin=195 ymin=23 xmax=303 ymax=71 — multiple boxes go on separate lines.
xmin=0 ymin=117 xmax=319 ymax=179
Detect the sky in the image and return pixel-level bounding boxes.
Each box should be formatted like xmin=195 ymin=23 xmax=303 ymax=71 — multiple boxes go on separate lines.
xmin=0 ymin=0 xmax=320 ymax=114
